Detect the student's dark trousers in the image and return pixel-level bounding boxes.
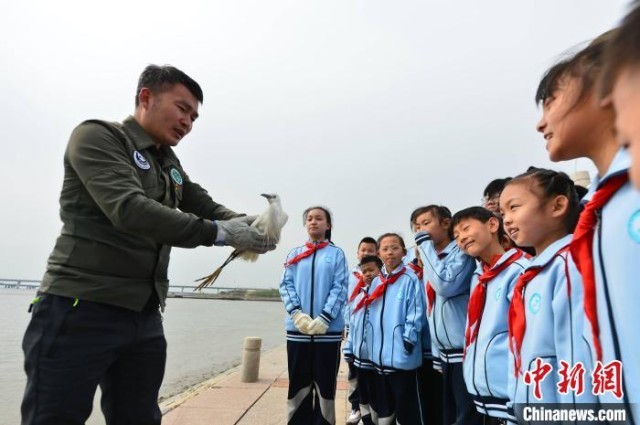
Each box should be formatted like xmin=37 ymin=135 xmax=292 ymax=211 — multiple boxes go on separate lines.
xmin=21 ymin=293 xmax=166 ymax=425
xmin=370 ymin=369 xmax=425 ymax=424
xmin=287 ymin=339 xmax=341 ymax=425
xmin=442 ymin=361 xmax=483 ymax=425
xmin=347 ymin=362 xmax=360 ymax=411
xmin=419 ymin=358 xmax=444 ymax=424
xmin=356 ymin=368 xmax=376 ymax=425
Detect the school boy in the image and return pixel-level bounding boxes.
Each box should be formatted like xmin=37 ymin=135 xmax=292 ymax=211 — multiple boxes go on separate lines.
xmin=451 ymin=207 xmax=528 ymax=423
xmin=344 ymin=237 xmax=377 ymax=424
xmin=414 ymin=205 xmax=482 ymax=425
xmin=343 ymin=255 xmax=383 ymax=425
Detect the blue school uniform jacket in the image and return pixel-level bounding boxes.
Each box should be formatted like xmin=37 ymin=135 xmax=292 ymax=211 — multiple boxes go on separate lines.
xmin=343 ymin=284 xmax=375 ymax=370
xmin=584 ymin=148 xmax=640 ymax=423
xmin=462 ymin=248 xmax=529 ymax=419
xmin=405 ymin=256 xmax=440 ymax=370
xmin=364 ymin=265 xmax=425 ymax=372
xmin=279 ymin=240 xmax=348 ymax=342
xmin=415 ymin=234 xmax=474 ymax=363
xmin=508 ymin=235 xmax=596 ymax=423
xmin=343 ymin=265 xmax=361 ymax=331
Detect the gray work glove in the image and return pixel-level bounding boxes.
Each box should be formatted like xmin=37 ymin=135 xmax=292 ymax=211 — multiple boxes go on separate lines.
xmin=215 ymin=219 xmax=275 ymax=253
xmin=229 ymin=215 xmax=259 ymax=226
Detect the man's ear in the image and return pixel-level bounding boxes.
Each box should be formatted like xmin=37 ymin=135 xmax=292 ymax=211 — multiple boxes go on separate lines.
xmin=137 ymin=87 xmax=152 ymax=110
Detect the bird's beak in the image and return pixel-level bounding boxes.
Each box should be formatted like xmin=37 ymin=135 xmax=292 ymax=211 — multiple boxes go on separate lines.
xmin=260 ymin=193 xmax=274 ymax=199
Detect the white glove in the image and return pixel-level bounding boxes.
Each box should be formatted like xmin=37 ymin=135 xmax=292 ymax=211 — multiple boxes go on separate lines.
xmin=292 ymin=311 xmax=312 ymax=334
xmin=307 ymin=316 xmax=329 ymax=335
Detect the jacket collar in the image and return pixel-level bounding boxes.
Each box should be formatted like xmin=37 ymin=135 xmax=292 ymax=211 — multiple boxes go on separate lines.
xmin=477 ymin=247 xmax=519 ymax=274
xmin=528 ymin=234 xmax=572 ymax=268
xmin=122 ymin=116 xmax=157 ymax=151
xmin=584 ymin=148 xmax=630 ymax=203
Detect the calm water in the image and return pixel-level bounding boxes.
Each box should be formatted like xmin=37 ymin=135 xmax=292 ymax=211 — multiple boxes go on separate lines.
xmin=0 ymin=292 xmax=286 ymax=425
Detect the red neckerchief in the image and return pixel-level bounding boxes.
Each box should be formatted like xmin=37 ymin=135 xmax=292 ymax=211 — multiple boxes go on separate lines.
xmin=286 ymin=241 xmax=329 ymax=267
xmin=407 ymin=262 xmax=423 ymax=280
xmin=465 ymin=250 xmax=524 ymax=353
xmin=348 ymin=271 xmax=365 ymax=303
xmin=353 ymin=267 xmax=406 ymax=313
xmin=570 ymin=173 xmax=629 ymax=362
xmin=508 ymin=246 xmax=569 ymax=377
xmin=425 ymin=251 xmax=448 ymax=315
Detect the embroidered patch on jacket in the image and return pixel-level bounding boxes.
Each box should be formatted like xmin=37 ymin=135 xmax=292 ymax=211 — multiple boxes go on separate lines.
xmin=628 ymin=210 xmax=640 ymax=244
xmin=529 ymin=293 xmax=542 ymax=314
xmin=170 ymin=168 xmax=183 ymax=185
xmin=133 ymin=151 xmax=150 ymax=170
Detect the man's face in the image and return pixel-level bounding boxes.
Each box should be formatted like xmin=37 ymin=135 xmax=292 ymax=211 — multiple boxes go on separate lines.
xmin=138 ymin=83 xmax=200 ymax=148
xmin=612 ymin=67 xmax=640 ymax=188
xmin=360 ymin=262 xmax=380 ymax=285
xmin=357 ymin=242 xmax=377 ymax=261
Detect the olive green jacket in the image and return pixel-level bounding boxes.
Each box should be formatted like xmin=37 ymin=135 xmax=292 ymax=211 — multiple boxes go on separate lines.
xmin=41 ymin=116 xmax=242 ymax=311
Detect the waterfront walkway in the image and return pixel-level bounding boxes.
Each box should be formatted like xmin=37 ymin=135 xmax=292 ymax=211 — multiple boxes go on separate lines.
xmin=161 ymin=344 xmax=351 ymax=425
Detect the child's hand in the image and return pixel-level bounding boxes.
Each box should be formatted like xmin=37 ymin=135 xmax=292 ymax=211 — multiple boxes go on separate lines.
xmin=414 ymin=231 xmax=432 ymax=245
xmin=292 ymin=311 xmax=312 ymax=334
xmin=307 ymin=316 xmax=329 ymax=335
xmin=403 ymin=339 xmax=414 ymax=354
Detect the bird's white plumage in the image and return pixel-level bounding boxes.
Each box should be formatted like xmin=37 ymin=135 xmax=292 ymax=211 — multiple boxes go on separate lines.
xmin=194 ymin=193 xmax=288 ymax=289
xmin=240 ymin=193 xmax=288 ymax=262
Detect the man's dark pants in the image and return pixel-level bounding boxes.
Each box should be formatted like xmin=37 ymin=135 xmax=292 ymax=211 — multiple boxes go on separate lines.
xmin=21 ymin=293 xmax=166 ymax=425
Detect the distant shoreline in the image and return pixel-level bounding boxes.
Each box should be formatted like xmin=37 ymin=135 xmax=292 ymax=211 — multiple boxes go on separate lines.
xmin=0 ymin=286 xmax=282 ymax=302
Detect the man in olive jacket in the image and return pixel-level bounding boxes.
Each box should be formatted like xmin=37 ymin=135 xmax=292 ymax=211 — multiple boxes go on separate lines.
xmin=21 ymin=65 xmax=274 ymax=425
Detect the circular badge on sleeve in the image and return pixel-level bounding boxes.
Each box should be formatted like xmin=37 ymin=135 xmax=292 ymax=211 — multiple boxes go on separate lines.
xmin=628 ymin=210 xmax=640 ymax=244
xmin=170 ymin=168 xmax=183 ymax=185
xmin=133 ymin=151 xmax=150 ymax=170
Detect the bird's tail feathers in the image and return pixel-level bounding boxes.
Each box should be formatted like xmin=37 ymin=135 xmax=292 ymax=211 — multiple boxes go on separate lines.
xmin=194 ymin=250 xmax=241 ymax=290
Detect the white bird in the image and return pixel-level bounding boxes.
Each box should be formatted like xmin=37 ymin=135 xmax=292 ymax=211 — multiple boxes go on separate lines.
xmin=195 ymin=193 xmax=288 ymax=289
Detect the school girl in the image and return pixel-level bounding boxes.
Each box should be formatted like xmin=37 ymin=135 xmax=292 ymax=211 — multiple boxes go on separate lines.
xmin=500 ymin=169 xmax=597 ymax=424
xmin=450 ymin=207 xmax=529 ymax=423
xmin=414 ymin=205 xmax=482 ymax=425
xmin=279 ymin=206 xmax=348 ymax=425
xmin=343 ymin=255 xmax=383 ymax=425
xmin=537 ymin=31 xmax=640 ymax=422
xmin=602 ymin=2 xmax=640 ymax=189
xmin=363 ymin=233 xmax=426 ymax=424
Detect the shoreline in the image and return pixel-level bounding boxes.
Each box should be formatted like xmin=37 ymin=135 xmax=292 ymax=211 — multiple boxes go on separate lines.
xmin=160 ymin=343 xmax=350 ymax=425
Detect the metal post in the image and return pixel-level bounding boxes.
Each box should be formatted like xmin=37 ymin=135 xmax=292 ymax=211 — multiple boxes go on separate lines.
xmin=240 ymin=337 xmax=262 ymax=383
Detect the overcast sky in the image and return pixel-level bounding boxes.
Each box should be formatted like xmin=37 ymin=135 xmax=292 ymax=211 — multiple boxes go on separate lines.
xmin=0 ymin=0 xmax=630 ymax=290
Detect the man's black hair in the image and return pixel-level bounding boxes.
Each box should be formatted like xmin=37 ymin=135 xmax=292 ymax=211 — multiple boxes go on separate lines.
xmin=136 ymin=65 xmax=204 ymax=106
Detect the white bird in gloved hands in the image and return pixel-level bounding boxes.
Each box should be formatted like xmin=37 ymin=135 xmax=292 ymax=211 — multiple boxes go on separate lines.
xmin=195 ymin=193 xmax=288 ymax=289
